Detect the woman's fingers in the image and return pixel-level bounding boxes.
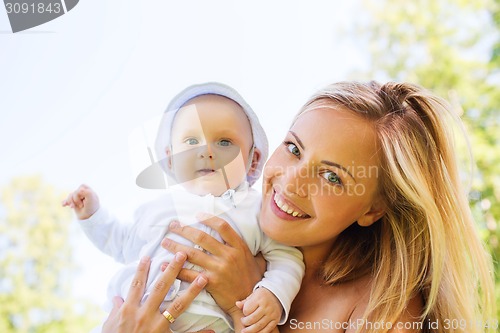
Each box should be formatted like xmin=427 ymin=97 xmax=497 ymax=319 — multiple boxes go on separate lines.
xmin=165 ymin=214 xmax=263 ymax=313
xmin=126 ymin=256 xmax=151 ymax=306
xmin=197 ymin=213 xmax=246 ymax=249
xmin=101 ymin=297 xmax=124 ymax=332
xmin=103 ymin=254 xmax=202 ymax=333
xmin=176 ymin=268 xmax=200 ymax=283
xmin=164 ymin=274 xmax=208 ymax=320
xmin=144 ymin=252 xmax=187 ymax=311
xmin=167 ymin=220 xmax=226 ymax=256
xmin=111 ymin=296 xmax=124 ymax=310
xmin=160 ymin=263 xmax=200 ymax=284
xmin=161 ymin=237 xmax=214 ymax=268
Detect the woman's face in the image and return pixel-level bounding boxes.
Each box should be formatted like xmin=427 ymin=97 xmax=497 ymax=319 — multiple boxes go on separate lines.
xmin=260 ymin=103 xmax=384 ymax=249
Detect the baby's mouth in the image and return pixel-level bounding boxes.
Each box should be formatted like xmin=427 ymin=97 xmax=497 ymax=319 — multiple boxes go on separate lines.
xmin=196 ymin=168 xmax=217 ymax=176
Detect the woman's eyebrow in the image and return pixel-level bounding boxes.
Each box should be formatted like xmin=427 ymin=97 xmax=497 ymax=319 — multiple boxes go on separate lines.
xmin=321 ymin=160 xmax=356 ymax=182
xmin=289 ymin=131 xmax=305 ymax=149
xmin=289 ymin=130 xmax=357 ymax=182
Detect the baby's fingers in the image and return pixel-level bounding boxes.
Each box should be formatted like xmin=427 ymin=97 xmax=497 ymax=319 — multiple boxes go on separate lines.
xmin=235 ymin=299 xmax=245 ymax=310
xmin=62 ymin=193 xmax=76 ymax=208
xmin=241 ymin=317 xmax=277 ymax=333
xmin=61 ymin=198 xmax=70 ymax=207
xmin=240 ymin=306 xmax=264 ymax=327
xmin=71 ymin=190 xmax=86 ymax=209
xmin=241 ymin=295 xmax=259 ymax=316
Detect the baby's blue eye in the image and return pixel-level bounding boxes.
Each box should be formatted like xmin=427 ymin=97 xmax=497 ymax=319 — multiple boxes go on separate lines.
xmin=322 ymin=171 xmax=342 ymax=185
xmin=218 ymin=139 xmax=232 ymax=147
xmin=185 ymin=138 xmax=199 ymax=145
xmin=286 ymin=142 xmax=300 ymax=157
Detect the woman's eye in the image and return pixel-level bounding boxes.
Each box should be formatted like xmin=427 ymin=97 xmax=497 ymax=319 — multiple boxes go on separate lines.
xmin=321 ymin=171 xmax=342 ymax=185
xmin=285 ymin=142 xmax=300 ymax=157
xmin=185 ymin=138 xmax=199 ymax=145
xmin=218 ymin=139 xmax=232 ymax=147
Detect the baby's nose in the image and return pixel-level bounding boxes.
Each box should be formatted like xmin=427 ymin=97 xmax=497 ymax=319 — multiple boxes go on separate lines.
xmin=197 ymin=145 xmax=214 ymax=159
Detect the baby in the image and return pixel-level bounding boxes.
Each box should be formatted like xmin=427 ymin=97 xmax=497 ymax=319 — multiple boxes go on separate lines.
xmin=63 ymin=82 xmax=304 ymax=333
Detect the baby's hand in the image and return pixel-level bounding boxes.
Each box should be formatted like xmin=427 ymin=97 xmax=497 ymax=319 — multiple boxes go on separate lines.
xmin=236 ymin=287 xmax=281 ymax=333
xmin=62 ymin=184 xmax=100 ymax=220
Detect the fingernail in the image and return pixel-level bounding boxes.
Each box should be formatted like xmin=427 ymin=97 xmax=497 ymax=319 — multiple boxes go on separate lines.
xmin=140 ymin=256 xmax=150 ymax=263
xmin=170 ymin=221 xmax=180 ymax=229
xmin=196 ymin=275 xmax=208 ymax=286
xmin=160 ymin=263 xmax=168 ymax=272
xmin=175 ymin=252 xmax=186 ymax=263
xmin=162 ymin=238 xmax=170 ymax=247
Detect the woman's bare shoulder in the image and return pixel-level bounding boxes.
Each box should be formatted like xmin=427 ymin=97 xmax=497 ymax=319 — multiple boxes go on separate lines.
xmin=280 ymin=275 xmax=373 ymax=333
xmin=346 ymin=289 xmax=424 ymax=333
xmin=390 ymin=295 xmax=424 ymax=332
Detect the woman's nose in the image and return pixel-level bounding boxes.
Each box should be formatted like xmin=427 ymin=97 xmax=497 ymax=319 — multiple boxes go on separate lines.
xmin=274 ymin=162 xmax=309 ymax=198
xmin=286 ymin=170 xmax=308 ymax=198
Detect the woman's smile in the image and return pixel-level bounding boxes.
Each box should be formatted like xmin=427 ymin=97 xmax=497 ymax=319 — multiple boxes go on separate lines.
xmin=271 ymin=188 xmax=311 ymax=220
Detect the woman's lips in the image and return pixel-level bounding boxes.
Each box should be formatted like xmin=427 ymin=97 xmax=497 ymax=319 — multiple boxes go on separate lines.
xmin=270 ymin=189 xmax=310 ymax=221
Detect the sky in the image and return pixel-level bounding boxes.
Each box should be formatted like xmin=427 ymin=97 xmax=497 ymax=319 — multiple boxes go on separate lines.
xmin=0 ymin=0 xmax=370 ymax=309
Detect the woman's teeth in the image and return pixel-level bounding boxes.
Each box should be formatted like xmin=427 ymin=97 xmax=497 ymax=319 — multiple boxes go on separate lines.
xmin=273 ymin=194 xmax=306 ymax=218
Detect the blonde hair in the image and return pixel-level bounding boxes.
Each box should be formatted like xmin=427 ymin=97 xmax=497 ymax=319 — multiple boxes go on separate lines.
xmin=300 ymin=81 xmax=495 ymax=333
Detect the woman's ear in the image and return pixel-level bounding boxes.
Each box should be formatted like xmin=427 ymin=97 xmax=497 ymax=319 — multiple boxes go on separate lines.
xmin=357 ymin=199 xmax=386 ymax=227
xmin=247 ymin=147 xmax=262 ymax=176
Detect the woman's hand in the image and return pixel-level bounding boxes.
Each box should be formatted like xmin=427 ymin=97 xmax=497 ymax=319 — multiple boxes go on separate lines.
xmin=161 ymin=214 xmax=266 ymax=315
xmin=101 ymin=253 xmax=209 ymax=333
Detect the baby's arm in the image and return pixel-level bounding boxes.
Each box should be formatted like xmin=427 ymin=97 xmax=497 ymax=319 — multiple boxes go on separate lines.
xmin=62 ymin=184 xmax=100 ymax=220
xmin=62 ymin=184 xmax=140 ymax=263
xmin=236 ymin=287 xmax=281 ymax=333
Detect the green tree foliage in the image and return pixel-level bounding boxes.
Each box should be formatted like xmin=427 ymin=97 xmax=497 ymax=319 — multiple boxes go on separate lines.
xmin=0 ymin=176 xmax=102 ymax=333
xmin=354 ymin=0 xmax=500 ymax=316
xmin=492 ymin=0 xmax=500 ymax=64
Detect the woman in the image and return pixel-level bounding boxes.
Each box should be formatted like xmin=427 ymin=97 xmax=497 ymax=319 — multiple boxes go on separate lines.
xmin=104 ymin=81 xmax=495 ymax=333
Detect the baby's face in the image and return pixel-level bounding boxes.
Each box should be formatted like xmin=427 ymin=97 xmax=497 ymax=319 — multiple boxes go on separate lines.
xmin=168 ymin=95 xmax=253 ymax=196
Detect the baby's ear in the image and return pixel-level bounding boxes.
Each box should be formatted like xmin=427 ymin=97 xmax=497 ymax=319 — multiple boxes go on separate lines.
xmin=165 ymin=147 xmax=173 ymax=170
xmin=247 ymin=147 xmax=261 ymax=176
